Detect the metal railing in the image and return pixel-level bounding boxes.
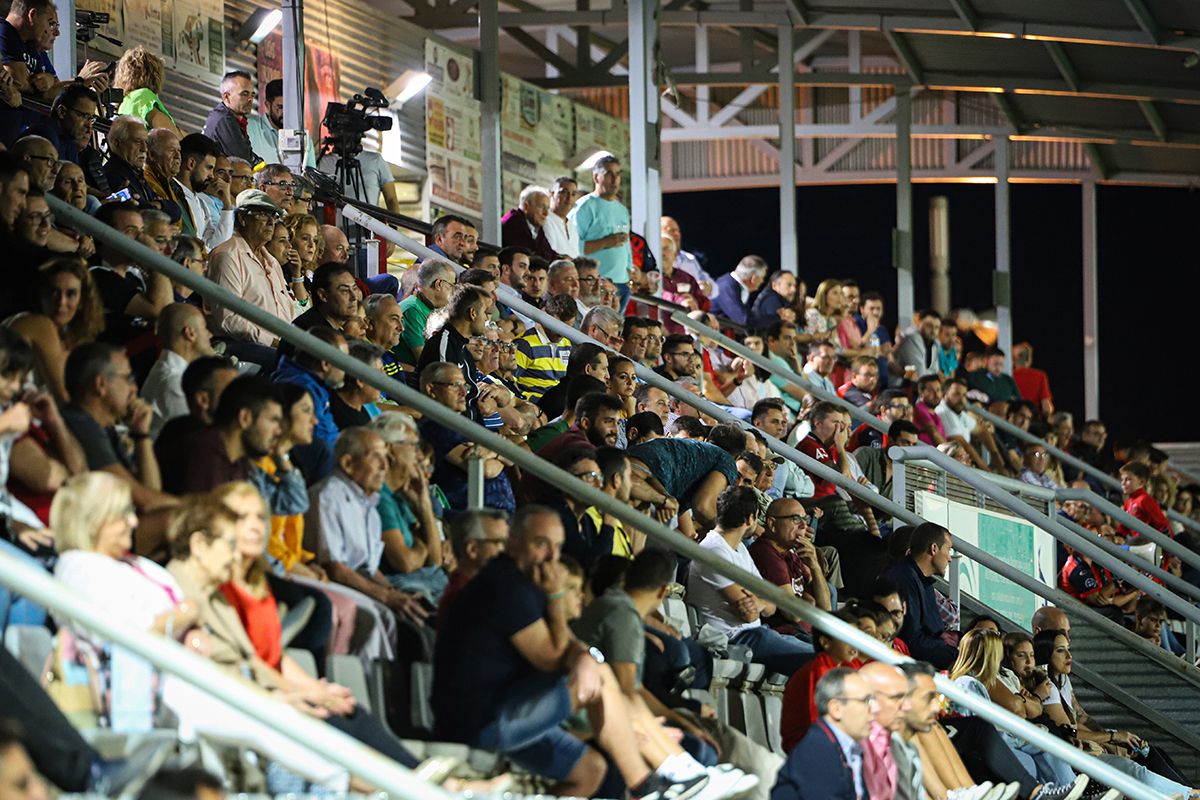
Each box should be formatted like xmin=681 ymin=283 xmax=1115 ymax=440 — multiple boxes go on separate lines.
xmin=670 ymin=311 xmax=886 ymax=434
xmin=891 ymin=444 xmax=1200 ymax=664
xmin=0 ymin=548 xmax=451 ymax=799
xmin=1054 ymin=487 xmax=1200 ymax=575
xmin=22 ymin=193 xmax=1171 ymax=800
xmin=970 ymin=405 xmax=1200 ymax=538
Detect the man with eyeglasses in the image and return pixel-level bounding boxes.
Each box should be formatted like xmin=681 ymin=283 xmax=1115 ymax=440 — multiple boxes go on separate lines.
xmin=202 ymin=70 xmax=261 ymax=166
xmin=24 ymin=84 xmax=99 ymax=172
xmin=749 ymin=498 xmax=834 ymax=633
xmin=2 ymin=0 xmax=108 ymax=101
xmin=395 ymin=258 xmax=457 ymax=367
xmin=255 ymin=163 xmax=296 ymax=216
xmin=858 ymin=662 xmax=913 ymax=800
xmin=102 ymin=116 xmax=155 ymax=206
xmin=437 ymin=509 xmax=510 ymax=629
xmin=10 ymin=134 xmax=56 ymax=190
xmin=206 ymin=189 xmax=292 ymax=358
xmin=772 ymin=668 xmax=875 ymax=800
xmin=567 ymin=445 xmax=636 ymax=569
xmin=847 ymin=388 xmax=912 ymax=452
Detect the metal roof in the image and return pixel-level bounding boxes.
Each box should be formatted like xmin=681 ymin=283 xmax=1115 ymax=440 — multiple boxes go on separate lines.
xmin=391 ymin=0 xmax=1200 ymax=185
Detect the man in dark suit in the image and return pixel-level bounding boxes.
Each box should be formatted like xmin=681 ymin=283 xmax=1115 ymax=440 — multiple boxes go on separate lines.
xmin=713 ymin=255 xmax=768 ymax=327
xmin=771 ymin=667 xmax=873 ymax=800
xmin=501 ymin=185 xmax=559 ymax=261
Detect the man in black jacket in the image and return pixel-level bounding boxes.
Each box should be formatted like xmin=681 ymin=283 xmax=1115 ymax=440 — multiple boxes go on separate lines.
xmin=202 ymin=71 xmax=261 ymax=166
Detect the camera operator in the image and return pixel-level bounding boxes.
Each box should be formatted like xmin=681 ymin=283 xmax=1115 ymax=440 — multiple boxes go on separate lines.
xmin=316 ymin=91 xmax=400 ymax=214
xmin=1 ymin=1 xmax=110 ymax=102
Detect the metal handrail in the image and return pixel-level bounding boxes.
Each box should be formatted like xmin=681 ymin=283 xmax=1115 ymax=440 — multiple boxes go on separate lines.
xmin=0 ymin=549 xmax=450 ymax=799
xmin=899 ymin=456 xmax=1200 ymax=602
xmin=629 ymin=292 xmax=748 ymax=336
xmin=1054 ymin=488 xmax=1200 ymax=575
xmin=969 ymin=405 xmax=1200 ymax=539
xmin=35 ymin=194 xmax=1173 ymax=799
xmin=890 ymin=445 xmax=1200 ymax=631
xmin=670 ymin=311 xmax=886 ymax=434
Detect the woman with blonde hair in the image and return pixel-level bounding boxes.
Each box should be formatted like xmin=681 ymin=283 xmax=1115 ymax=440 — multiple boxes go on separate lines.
xmin=6 ymin=257 xmax=103 ymax=402
xmin=283 ymin=213 xmax=324 ymax=277
xmin=114 ymin=46 xmax=181 ymax=136
xmin=805 ymin=278 xmax=845 ymax=343
xmin=50 ymin=475 xmax=356 ymax=789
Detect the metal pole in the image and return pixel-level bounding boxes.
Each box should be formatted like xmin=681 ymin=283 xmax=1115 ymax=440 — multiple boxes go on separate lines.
xmin=478 ymin=0 xmax=502 ymax=241
xmin=280 ymin=0 xmax=305 ymax=174
xmin=929 ymin=196 xmax=950 ymax=317
xmin=892 ymin=446 xmax=1200 ymax=627
xmin=1055 ymin=488 xmax=1200 ymax=574
xmin=32 ymin=196 xmax=1174 ymax=799
xmin=1082 ymin=179 xmax=1100 ymax=420
xmin=994 ymin=136 xmax=1012 ymax=369
xmin=895 ymin=87 xmax=914 ymax=325
xmin=778 ymin=23 xmax=798 ymax=276
xmin=0 ymin=550 xmax=452 ymax=800
xmin=628 ymin=0 xmax=652 ymax=239
xmin=51 ymin=0 xmax=77 ymax=80
xmin=671 ymin=312 xmax=885 ymax=432
xmin=970 ymin=404 xmax=1120 ymax=490
xmin=466 ymin=457 xmax=485 ymax=509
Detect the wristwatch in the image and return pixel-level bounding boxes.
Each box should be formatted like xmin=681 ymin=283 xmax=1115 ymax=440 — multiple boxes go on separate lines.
xmin=587 ymin=646 xmax=606 ymax=665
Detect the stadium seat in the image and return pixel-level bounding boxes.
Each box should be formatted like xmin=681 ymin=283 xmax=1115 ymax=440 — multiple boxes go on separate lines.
xmin=326 ymin=654 xmax=372 ymax=713
xmin=3 ymin=624 xmax=53 ymax=681
xmin=285 ymin=647 xmax=318 ymax=679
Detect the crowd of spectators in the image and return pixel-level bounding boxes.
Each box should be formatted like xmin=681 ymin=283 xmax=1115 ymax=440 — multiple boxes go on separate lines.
xmin=1 ymin=13 xmax=1199 ymax=798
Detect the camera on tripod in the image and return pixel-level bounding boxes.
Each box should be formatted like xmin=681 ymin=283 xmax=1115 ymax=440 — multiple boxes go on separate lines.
xmin=322 ymin=88 xmax=393 ymax=148
xmin=75 ymin=9 xmax=121 ymax=45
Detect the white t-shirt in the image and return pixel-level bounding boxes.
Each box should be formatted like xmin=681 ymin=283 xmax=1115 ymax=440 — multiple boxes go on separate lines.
xmin=542 ymin=212 xmax=579 ymax=258
xmin=936 ymin=401 xmax=977 ymax=440
xmin=686 ymin=530 xmax=763 ymax=636
xmin=54 ymin=551 xmax=182 ymax=649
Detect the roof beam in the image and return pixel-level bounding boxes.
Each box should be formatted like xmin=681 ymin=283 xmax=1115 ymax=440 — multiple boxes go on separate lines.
xmin=883 ymin=31 xmax=926 ymax=85
xmin=922 ymin=72 xmax=1200 ymax=105
xmin=1139 ymin=99 xmax=1169 ymax=141
xmin=1121 ymin=0 xmax=1163 ymax=45
xmin=993 ymin=92 xmax=1024 ymax=135
xmin=503 ymin=27 xmax=576 ymax=75
xmin=946 ymin=0 xmax=978 ymax=31
xmin=1043 ymin=41 xmax=1081 ymax=93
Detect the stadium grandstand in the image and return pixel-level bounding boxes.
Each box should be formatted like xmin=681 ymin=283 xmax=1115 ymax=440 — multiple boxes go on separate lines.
xmin=2 ymin=0 xmax=1200 ymax=798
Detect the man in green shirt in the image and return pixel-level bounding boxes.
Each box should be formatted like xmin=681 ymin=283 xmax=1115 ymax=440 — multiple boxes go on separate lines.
xmin=394 ymin=259 xmax=457 ymax=367
xmin=766 ymin=320 xmax=808 ymax=415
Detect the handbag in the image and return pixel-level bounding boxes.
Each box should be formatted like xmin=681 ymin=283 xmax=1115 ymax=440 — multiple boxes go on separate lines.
xmin=41 ymin=630 xmax=105 ymax=729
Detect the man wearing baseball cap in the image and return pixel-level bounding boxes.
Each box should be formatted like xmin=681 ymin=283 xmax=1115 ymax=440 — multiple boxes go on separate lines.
xmin=205 ymin=188 xmax=294 ymax=367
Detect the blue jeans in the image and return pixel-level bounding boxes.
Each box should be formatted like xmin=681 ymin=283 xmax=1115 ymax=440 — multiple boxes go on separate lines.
xmin=731 ymin=625 xmax=814 ymax=676
xmin=0 ymin=540 xmax=47 ymax=636
xmin=1097 ymin=754 xmax=1190 ymax=797
xmin=1002 ymin=733 xmax=1075 ymax=786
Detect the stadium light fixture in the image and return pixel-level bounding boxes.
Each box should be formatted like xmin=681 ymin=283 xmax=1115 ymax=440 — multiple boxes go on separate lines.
xmin=386 ymin=70 xmax=433 ymax=109
xmin=235 ymin=7 xmax=283 ymax=45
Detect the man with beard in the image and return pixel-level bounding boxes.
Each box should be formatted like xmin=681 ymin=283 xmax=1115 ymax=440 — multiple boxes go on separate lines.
xmin=174 ymin=375 xmax=282 ymax=494
xmin=748 ymin=270 xmax=798 ymax=331
xmin=248 ymin=78 xmax=318 ymax=167
xmin=932 ymin=376 xmax=994 ymax=470
xmin=177 ymin=133 xmax=233 ymax=250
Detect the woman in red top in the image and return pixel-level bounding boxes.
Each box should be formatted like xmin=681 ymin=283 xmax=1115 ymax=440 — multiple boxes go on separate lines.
xmin=779 ymin=608 xmax=865 ymax=753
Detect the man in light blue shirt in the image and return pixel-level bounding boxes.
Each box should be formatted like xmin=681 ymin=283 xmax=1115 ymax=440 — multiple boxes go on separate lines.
xmin=571 ymin=155 xmax=633 ymax=308
xmin=801 ymin=341 xmax=838 ymax=399
xmin=247 ymin=79 xmax=318 ymax=169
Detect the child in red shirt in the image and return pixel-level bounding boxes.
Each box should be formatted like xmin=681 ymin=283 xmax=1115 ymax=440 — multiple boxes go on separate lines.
xmin=1117 ymin=460 xmax=1171 ymax=541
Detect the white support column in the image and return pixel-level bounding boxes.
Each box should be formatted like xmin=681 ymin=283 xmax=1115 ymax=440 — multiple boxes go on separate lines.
xmin=52 ymin=0 xmax=76 ymax=78
xmin=695 ymin=26 xmax=710 ymax=123
xmin=994 ymin=136 xmax=1012 ymax=368
xmin=545 ymin=29 xmax=560 ymax=79
xmin=848 ymin=30 xmax=861 ymax=121
xmin=479 ymin=0 xmax=503 ymax=241
xmin=1082 ymin=180 xmax=1100 ymax=420
xmin=778 ymin=23 xmax=797 ymax=275
xmin=280 ymin=0 xmax=305 ymax=174
xmin=895 ymin=87 xmax=914 ymax=324
xmin=628 ymin=0 xmax=661 ymax=268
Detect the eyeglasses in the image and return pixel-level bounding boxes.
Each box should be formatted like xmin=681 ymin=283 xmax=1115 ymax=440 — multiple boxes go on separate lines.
xmin=435 ymin=278 xmax=457 ymax=291
xmin=262 ymin=180 xmax=297 ymax=192
xmin=572 ymin=470 xmax=603 ymax=484
xmin=22 ymin=211 xmax=54 ymax=225
xmin=767 ymin=513 xmax=811 ymax=527
xmin=26 ymin=155 xmax=57 ymax=165
xmin=430 ymin=380 xmax=468 ymax=390
xmin=470 ymin=337 xmax=500 ymax=350
xmin=837 ymin=694 xmax=878 ymax=707
xmin=231 ymin=173 xmax=254 ymax=182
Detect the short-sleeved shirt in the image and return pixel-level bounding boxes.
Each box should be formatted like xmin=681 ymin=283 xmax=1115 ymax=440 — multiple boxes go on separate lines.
xmin=117 ymin=88 xmax=176 ymax=128
xmin=1060 ymin=554 xmax=1109 ymax=599
xmin=433 ymin=553 xmax=548 ymax=741
xmin=748 ymin=537 xmax=812 ymax=630
xmin=318 ymin=150 xmax=394 ymax=207
xmin=686 ymin=529 xmax=764 ymax=637
xmin=305 ymin=469 xmax=384 ymax=573
xmin=767 ymin=352 xmax=802 ymax=414
xmin=913 ymin=401 xmax=946 ymax=445
xmin=0 ymin=19 xmax=52 ymax=75
xmin=795 ymin=433 xmax=838 ymax=500
xmin=377 ymin=484 xmax=418 ymax=550
xmin=91 ymin=265 xmax=150 ymax=345
xmin=626 ymin=438 xmax=738 ymax=510
xmin=419 ymin=417 xmax=516 ymax=513
xmin=1014 ymin=367 xmax=1052 ymax=409
xmin=395 ymin=292 xmax=434 ymax=367
xmin=570 ymin=194 xmax=632 ymax=284
xmin=61 ymin=405 xmax=132 ymax=471
xmin=935 ymin=401 xmax=976 ymax=441
xmin=572 ymin=588 xmax=645 ymax=684
xmin=966 ymin=369 xmax=1022 ymax=404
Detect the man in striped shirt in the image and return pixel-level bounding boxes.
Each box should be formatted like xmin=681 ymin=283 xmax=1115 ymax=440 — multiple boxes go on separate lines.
xmin=514 ymin=293 xmax=576 ymax=400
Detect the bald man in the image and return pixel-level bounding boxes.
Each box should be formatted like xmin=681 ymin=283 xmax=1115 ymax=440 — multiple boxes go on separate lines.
xmin=858 ymin=662 xmax=911 ymax=800
xmin=661 ymin=215 xmax=717 ymax=299
xmin=1031 ymin=606 xmax=1070 ymax=639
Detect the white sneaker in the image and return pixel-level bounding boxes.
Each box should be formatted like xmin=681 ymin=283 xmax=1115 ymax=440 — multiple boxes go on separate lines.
xmin=692 ymin=765 xmax=757 ymax=800
xmin=947 ymin=785 xmax=991 ymax=800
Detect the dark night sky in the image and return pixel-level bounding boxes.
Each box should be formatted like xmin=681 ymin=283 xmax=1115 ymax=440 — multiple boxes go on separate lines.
xmin=663 ymin=183 xmax=1200 ymax=444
